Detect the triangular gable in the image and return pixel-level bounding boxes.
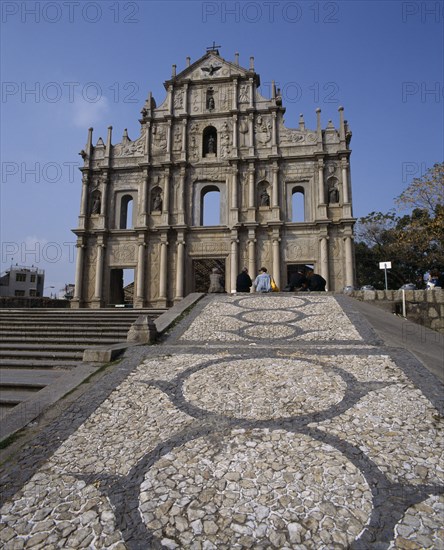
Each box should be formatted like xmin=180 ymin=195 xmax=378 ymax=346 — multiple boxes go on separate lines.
xmin=165 ymin=51 xmax=251 ymax=88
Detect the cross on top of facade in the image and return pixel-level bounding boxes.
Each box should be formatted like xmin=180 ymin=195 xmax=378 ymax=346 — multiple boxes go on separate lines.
xmin=206 ymin=42 xmax=221 ymax=54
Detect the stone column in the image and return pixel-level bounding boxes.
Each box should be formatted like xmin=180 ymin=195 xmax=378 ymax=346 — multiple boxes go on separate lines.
xmin=136 ymin=241 xmax=146 ymax=300
xmin=230 ymin=237 xmax=239 ymax=293
xmin=316 ymin=107 xmax=323 ymax=152
xmin=166 ymin=121 xmax=172 ymax=154
xmin=341 ymin=159 xmax=349 ymax=203
xmin=248 ymin=165 xmax=255 ymax=208
xmin=183 ymin=83 xmax=189 ymax=116
xmin=231 ymin=167 xmax=238 ymax=209
xmin=272 ymin=237 xmax=281 ymax=288
xmin=159 ymin=237 xmax=168 ymax=300
xmin=80 ymin=173 xmax=88 ymax=217
xmin=175 ymin=237 xmax=185 ymax=300
xmin=272 ymin=165 xmax=279 ymax=207
xmin=344 ymin=236 xmax=354 ymax=286
xmin=178 ymin=168 xmax=186 ymax=225
xmin=145 ymin=121 xmax=151 ymax=163
xmin=232 ymin=78 xmax=238 ymax=110
xmin=271 ymin=112 xmax=277 ymax=147
xmin=232 ymin=114 xmax=238 ymax=152
xmin=318 ymin=159 xmax=325 ymax=205
xmin=248 ymin=235 xmax=256 ymax=288
xmin=163 ymin=169 xmax=170 ymax=214
xmin=181 ymin=120 xmax=187 ymax=162
xmin=100 ymin=173 xmax=109 ymax=227
xmin=139 ymin=172 xmax=148 ymax=225
xmin=319 ymin=237 xmax=329 ymax=289
xmin=248 ymin=114 xmax=254 ymax=148
xmin=338 ymin=106 xmax=346 ymax=147
xmin=73 ymin=238 xmax=85 ymax=301
xmin=248 ymin=78 xmax=254 ymax=109
xmin=168 ymin=84 xmax=173 ymax=114
xmin=94 ymin=242 xmax=105 ymax=300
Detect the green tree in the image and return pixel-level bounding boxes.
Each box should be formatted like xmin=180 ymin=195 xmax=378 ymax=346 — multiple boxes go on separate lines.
xmin=355 ymin=162 xmax=444 ymax=288
xmin=396 ymin=163 xmax=444 ymax=215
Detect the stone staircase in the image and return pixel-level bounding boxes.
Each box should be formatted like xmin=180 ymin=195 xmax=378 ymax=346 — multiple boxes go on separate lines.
xmin=0 ymin=308 xmax=166 ymax=417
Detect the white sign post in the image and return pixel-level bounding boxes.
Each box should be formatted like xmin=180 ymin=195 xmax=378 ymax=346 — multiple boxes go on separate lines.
xmin=379 ymin=261 xmax=392 ymax=290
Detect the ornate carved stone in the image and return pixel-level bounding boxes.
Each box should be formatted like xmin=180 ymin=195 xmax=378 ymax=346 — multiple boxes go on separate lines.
xmin=73 ymin=50 xmax=355 ymax=306
xmin=110 ymin=244 xmax=136 ymax=264
xmin=152 ymin=125 xmax=167 ymax=151
xmin=174 ymin=89 xmax=184 ymax=109
xmin=239 ymin=84 xmax=249 ymax=103
xmin=255 ymin=115 xmax=272 ymax=145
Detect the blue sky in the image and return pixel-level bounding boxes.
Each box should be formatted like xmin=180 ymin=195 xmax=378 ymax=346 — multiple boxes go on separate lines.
xmin=1 ymin=0 xmax=443 ymax=294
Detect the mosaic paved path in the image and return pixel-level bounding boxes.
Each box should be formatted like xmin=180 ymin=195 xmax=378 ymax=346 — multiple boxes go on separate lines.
xmin=1 ymin=294 xmax=443 ymax=549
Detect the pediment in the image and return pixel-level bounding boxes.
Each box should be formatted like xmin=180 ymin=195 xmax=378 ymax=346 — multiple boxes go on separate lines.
xmin=171 ymin=52 xmax=250 ymax=85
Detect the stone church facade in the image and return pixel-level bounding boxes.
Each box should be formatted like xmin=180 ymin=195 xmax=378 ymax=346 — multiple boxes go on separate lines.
xmin=72 ymin=48 xmax=355 ymax=308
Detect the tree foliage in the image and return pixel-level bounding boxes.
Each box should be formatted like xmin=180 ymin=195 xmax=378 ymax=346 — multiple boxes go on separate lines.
xmin=355 ymin=162 xmax=444 ymax=288
xmin=396 ymin=163 xmax=444 ymax=214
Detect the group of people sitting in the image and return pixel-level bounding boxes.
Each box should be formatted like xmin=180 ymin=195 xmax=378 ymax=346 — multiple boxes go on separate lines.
xmin=234 ymin=266 xmax=326 ymax=293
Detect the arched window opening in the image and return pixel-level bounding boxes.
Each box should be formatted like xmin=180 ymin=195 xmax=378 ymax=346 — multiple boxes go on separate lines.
xmin=292 ymin=187 xmax=305 ymax=222
xmin=203 ymin=126 xmax=217 ymax=157
xmin=201 ymin=186 xmax=221 ymax=226
xmin=120 ymin=194 xmax=134 ymax=229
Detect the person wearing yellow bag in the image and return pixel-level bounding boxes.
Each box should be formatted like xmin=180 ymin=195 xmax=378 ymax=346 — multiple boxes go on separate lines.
xmin=253 ymin=267 xmax=272 ymax=293
xmin=270 ymin=276 xmax=279 ymax=292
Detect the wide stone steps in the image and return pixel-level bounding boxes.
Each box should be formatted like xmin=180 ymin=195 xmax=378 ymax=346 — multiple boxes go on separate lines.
xmin=0 ymin=369 xmax=64 ymax=387
xmin=1 ymin=389 xmax=40 ymax=406
xmin=0 ymin=343 xmax=108 ymax=352
xmin=0 ymin=359 xmax=82 ymax=370
xmin=0 ymin=336 xmax=124 ymax=345
xmin=0 ymin=307 xmax=166 ymax=413
xmin=0 ymin=350 xmax=84 ymax=360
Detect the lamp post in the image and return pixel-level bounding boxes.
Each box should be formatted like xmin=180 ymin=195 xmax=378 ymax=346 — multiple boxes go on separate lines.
xmin=44 ymin=285 xmax=55 ymax=297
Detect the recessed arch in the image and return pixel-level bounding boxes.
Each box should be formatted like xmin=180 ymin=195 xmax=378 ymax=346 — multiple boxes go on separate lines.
xmin=150 ymin=186 xmax=163 ymax=212
xmin=203 ymin=126 xmax=217 ymax=157
xmin=258 ymin=180 xmax=271 ymax=207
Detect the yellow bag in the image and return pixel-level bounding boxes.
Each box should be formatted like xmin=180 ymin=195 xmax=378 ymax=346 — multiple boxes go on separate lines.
xmin=270 ymin=277 xmax=279 ymax=292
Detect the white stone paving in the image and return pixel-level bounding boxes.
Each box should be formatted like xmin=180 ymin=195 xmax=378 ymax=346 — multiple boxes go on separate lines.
xmin=180 ymin=295 xmax=363 ymax=343
xmin=0 ymin=295 xmax=442 ymax=549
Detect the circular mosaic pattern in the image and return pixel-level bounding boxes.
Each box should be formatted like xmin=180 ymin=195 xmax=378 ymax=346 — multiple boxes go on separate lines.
xmin=242 ymin=323 xmax=298 ymax=340
xmin=139 ymin=429 xmax=373 ymax=548
xmin=239 ymin=309 xmax=300 ymax=324
xmin=237 ymin=296 xmax=305 ymax=310
xmin=390 ymin=495 xmax=444 ymax=549
xmin=183 ymin=359 xmax=346 ymax=420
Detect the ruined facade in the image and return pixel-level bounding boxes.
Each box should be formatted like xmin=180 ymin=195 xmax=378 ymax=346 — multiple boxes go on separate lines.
xmin=72 ymin=48 xmax=355 ymax=308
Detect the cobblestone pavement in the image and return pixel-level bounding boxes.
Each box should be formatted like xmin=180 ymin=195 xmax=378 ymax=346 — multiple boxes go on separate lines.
xmin=1 ymin=294 xmax=443 ymax=549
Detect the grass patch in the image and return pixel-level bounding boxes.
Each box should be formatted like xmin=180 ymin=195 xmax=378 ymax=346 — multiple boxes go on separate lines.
xmin=0 ymin=429 xmax=25 ymax=449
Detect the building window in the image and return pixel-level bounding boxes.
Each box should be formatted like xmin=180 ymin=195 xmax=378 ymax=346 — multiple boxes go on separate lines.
xmin=16 ymin=273 xmax=26 ymax=282
xmin=201 ymin=186 xmax=221 ymax=226
xmin=29 ymin=289 xmax=37 ymax=297
xmin=120 ymin=195 xmax=134 ymax=229
xmin=291 ymin=187 xmax=305 ymax=222
xmin=30 ymin=274 xmax=36 ymax=283
xmin=15 ymin=290 xmax=25 ymax=296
